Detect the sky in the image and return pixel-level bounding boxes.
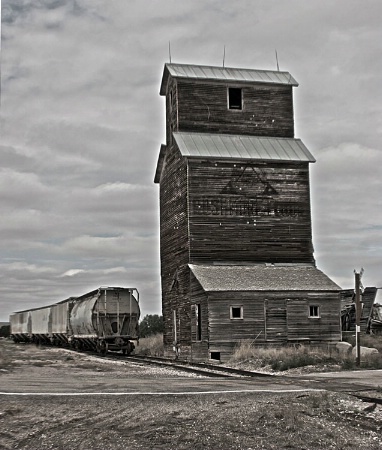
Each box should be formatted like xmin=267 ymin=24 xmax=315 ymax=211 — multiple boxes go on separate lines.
xmin=1 ymin=0 xmax=381 ymax=321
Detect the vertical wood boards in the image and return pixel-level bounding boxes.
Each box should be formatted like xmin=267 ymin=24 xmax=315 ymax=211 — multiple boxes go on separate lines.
xmin=157 ymin=65 xmax=340 ymax=361
xmin=176 ymin=80 xmax=295 ymax=138
xmin=188 ymin=159 xmax=314 ymax=264
xmin=207 ymin=290 xmax=341 ymax=362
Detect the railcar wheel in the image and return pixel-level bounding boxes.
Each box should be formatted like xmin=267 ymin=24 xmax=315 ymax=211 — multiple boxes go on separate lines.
xmin=74 ymin=340 xmax=83 ymax=351
xmin=97 ymin=340 xmax=108 ymax=356
xmin=122 ymin=342 xmax=134 ymax=356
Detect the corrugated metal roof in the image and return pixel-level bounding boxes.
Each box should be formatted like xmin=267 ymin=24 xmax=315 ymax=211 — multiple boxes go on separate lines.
xmin=160 ymin=63 xmax=298 ymax=95
xmin=189 ymin=264 xmax=341 ymax=292
xmin=174 ymin=132 xmax=316 ymax=163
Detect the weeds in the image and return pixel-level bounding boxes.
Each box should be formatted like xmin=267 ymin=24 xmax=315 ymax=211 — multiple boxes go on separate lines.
xmin=343 ymin=334 xmax=382 ymax=353
xmin=0 ymin=341 xmax=13 ymax=371
xmin=229 ymin=338 xmax=382 ymax=371
xmin=135 ymin=333 xmax=164 ymax=356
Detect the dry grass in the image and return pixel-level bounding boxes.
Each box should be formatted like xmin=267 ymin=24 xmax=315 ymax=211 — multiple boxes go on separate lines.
xmin=0 ymin=339 xmax=14 ymax=371
xmin=229 ymin=339 xmax=382 ymax=372
xmin=135 ymin=333 xmax=164 ymax=356
xmin=343 ymin=333 xmax=382 ymax=353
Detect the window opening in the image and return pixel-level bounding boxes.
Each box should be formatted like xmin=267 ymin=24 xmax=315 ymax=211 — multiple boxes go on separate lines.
xmin=169 ymin=90 xmax=173 ymax=111
xmin=309 ymin=305 xmax=320 ymax=318
xmin=173 ymin=309 xmax=177 ymax=342
xmin=111 ymin=321 xmax=118 ymax=333
xmin=210 ymin=352 xmax=221 ymax=361
xmin=228 ymin=87 xmax=242 ymax=110
xmin=196 ymin=304 xmax=202 ymax=341
xmin=230 ymin=306 xmax=243 ymax=319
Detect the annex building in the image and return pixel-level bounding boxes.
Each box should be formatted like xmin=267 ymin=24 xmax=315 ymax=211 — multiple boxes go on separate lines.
xmin=154 ymin=63 xmax=341 ymax=362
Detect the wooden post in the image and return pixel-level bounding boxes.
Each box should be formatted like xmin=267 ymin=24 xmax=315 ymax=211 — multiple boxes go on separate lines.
xmin=355 ymin=271 xmax=361 ymax=367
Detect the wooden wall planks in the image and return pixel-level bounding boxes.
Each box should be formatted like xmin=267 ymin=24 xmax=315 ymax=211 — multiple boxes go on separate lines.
xmin=176 ymin=80 xmax=295 ymax=138
xmin=158 ymin=66 xmax=340 ymax=361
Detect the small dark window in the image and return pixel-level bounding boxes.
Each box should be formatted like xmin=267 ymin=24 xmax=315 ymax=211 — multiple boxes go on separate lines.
xmin=230 ymin=306 xmax=243 ymax=319
xmin=309 ymin=305 xmax=320 ymax=318
xmin=210 ymin=351 xmax=221 ymax=361
xmin=196 ymin=304 xmax=202 ymax=341
xmin=228 ymin=87 xmax=242 ymax=110
xmin=111 ymin=321 xmax=118 ymax=333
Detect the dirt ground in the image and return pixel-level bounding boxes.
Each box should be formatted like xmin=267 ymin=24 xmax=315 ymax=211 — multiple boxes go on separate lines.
xmin=1 ymin=341 xmax=382 ymax=450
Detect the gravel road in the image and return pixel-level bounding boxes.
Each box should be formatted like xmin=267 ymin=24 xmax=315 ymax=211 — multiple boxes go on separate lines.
xmin=1 ymin=341 xmax=382 ymax=449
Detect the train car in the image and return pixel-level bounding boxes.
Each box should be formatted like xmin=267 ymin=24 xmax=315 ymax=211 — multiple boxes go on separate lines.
xmin=9 ymin=310 xmax=31 ymax=343
xmin=9 ymin=286 xmax=140 ymax=355
xmin=29 ymin=305 xmax=52 ymax=344
xmin=50 ymin=297 xmax=76 ymax=346
xmin=69 ymin=286 xmax=140 ymax=355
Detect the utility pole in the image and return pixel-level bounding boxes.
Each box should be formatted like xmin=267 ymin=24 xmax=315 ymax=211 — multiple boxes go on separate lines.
xmin=355 ymin=269 xmax=364 ymax=367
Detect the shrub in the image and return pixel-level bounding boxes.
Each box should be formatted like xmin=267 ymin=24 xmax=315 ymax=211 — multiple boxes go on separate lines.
xmin=0 ymin=342 xmax=13 ymax=370
xmin=230 ymin=340 xmax=348 ymax=371
xmin=139 ymin=315 xmax=164 ymax=338
xmin=342 ymin=333 xmax=382 ymax=353
xmin=230 ymin=338 xmax=382 ymax=372
xmin=135 ymin=333 xmax=164 ymax=357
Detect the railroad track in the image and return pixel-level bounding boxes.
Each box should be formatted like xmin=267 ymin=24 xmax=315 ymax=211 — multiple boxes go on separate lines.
xmin=77 ymin=350 xmax=273 ymax=379
xmin=61 ymin=348 xmax=382 ymax=405
xmin=126 ymin=354 xmax=273 ymax=378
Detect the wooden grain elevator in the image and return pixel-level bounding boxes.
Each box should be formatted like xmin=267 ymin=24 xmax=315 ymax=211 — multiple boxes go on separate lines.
xmin=154 ymin=63 xmax=341 ymax=362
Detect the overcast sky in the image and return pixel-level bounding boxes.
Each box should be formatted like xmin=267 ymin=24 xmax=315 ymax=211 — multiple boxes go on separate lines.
xmin=1 ymin=0 xmax=381 ymax=321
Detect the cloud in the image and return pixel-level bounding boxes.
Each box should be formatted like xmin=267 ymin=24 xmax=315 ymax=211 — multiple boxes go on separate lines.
xmin=1 ymin=0 xmax=381 ymax=320
xmin=60 ymin=269 xmax=85 ymax=277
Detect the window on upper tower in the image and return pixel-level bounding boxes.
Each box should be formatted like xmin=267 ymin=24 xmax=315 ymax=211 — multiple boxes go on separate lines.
xmin=228 ymin=87 xmax=242 ymax=110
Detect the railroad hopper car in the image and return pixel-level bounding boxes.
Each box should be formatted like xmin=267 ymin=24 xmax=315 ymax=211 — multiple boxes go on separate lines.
xmin=51 ymin=298 xmax=76 ymax=346
xmin=10 ymin=298 xmax=76 ymax=346
xmin=9 ymin=311 xmax=31 ymax=343
xmin=9 ymin=287 xmax=140 ymax=355
xmin=69 ymin=287 xmax=140 ymax=355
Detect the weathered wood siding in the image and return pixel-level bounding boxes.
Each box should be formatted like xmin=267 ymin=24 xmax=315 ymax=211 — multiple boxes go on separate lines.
xmin=208 ymin=291 xmax=266 ymax=361
xmin=188 ymin=159 xmax=314 ymax=264
xmin=189 ymin=273 xmax=209 ymax=361
xmin=158 ymin=142 xmax=190 ymax=357
xmin=176 ymin=79 xmax=295 ymax=137
xmin=287 ymin=293 xmax=342 ymax=342
xmin=165 ymin=77 xmax=178 ymax=147
xmin=207 ymin=291 xmax=341 ymax=362
xmin=157 ymin=66 xmax=340 ymax=362
xmin=264 ymin=298 xmax=287 ymax=342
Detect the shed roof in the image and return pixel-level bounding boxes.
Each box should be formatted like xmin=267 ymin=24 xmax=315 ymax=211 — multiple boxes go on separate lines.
xmin=174 ymin=132 xmax=315 ymax=162
xmin=154 ymin=133 xmax=315 ymax=183
xmin=189 ymin=264 xmax=341 ymax=292
xmin=160 ymin=63 xmax=298 ymax=95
